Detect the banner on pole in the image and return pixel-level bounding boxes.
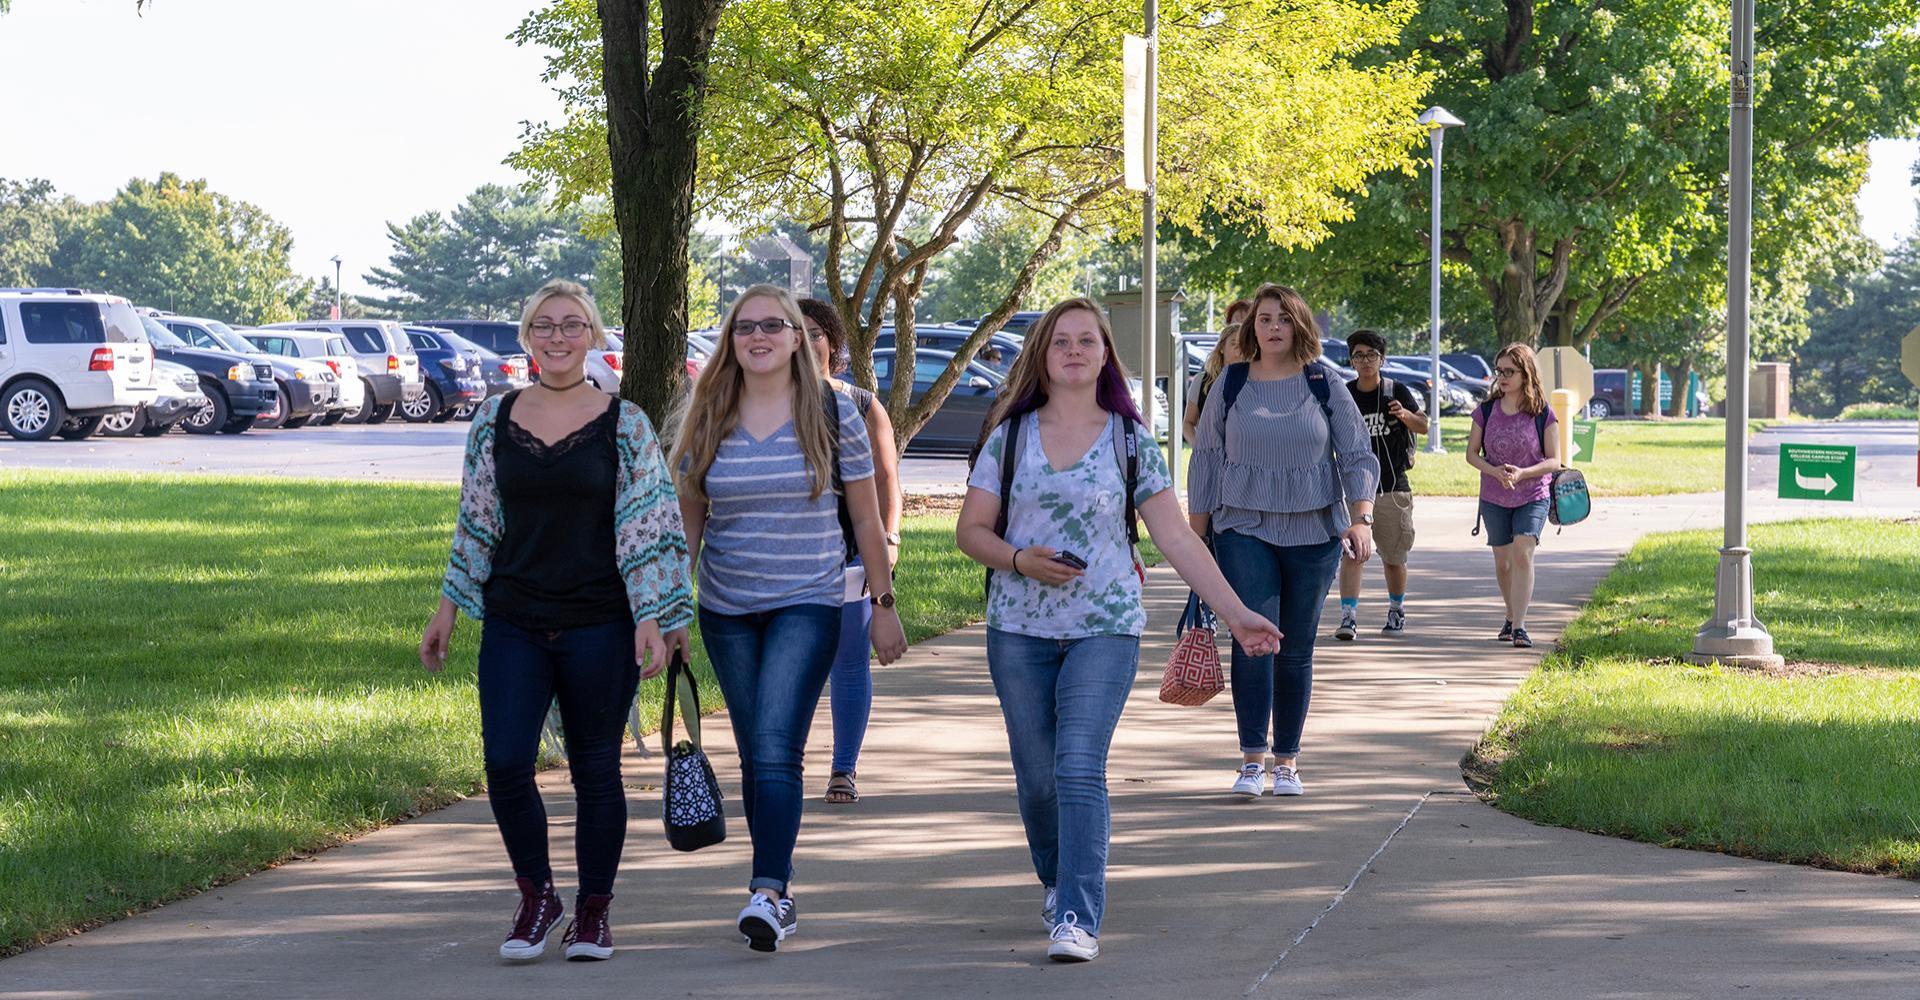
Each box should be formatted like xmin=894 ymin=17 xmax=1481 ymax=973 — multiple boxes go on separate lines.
xmin=1123 ymin=35 xmax=1148 ymax=193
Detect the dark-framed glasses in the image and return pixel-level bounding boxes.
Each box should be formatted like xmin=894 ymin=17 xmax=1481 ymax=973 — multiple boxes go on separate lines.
xmin=731 ymin=318 xmax=797 ymax=337
xmin=529 ymin=320 xmax=591 ymax=340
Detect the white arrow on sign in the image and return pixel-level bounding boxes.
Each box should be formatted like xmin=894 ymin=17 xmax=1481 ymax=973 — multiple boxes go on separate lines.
xmin=1794 ymin=468 xmax=1837 ymax=494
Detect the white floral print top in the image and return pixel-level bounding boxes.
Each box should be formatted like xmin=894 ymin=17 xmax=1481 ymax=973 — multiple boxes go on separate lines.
xmin=968 ymin=411 xmax=1172 ymax=639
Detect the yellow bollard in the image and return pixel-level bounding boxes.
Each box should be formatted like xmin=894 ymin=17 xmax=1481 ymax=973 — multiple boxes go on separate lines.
xmin=1550 ymin=388 xmax=1576 ymax=467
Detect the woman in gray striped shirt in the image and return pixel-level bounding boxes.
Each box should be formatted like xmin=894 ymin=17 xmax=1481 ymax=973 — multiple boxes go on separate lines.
xmin=672 ymin=284 xmax=907 ymax=953
xmin=1187 ymin=284 xmax=1378 ymax=799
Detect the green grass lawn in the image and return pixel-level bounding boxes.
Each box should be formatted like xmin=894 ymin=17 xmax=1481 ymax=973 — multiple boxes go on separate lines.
xmin=1176 ymin=417 xmax=1755 ymax=497
xmin=1837 ymin=403 xmax=1919 ymax=420
xmin=0 ymin=471 xmax=987 ymax=954
xmin=1474 ymin=518 xmax=1920 ymax=876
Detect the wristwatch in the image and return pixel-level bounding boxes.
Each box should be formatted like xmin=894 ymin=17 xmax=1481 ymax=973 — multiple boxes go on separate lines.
xmin=870 ymin=591 xmax=896 ymax=610
xmin=1357 ymin=513 xmax=1375 ymax=526
xmin=882 ymin=530 xmax=902 ymax=546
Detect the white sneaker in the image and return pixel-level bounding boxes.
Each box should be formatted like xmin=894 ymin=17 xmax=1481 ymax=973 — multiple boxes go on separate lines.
xmin=1047 ymin=913 xmax=1099 ymax=962
xmin=1231 ymin=762 xmax=1267 ymax=797
xmin=736 ymin=893 xmax=784 ymax=953
xmin=1270 ymin=764 xmax=1304 ymax=796
xmin=1041 ymin=887 xmax=1058 ymax=930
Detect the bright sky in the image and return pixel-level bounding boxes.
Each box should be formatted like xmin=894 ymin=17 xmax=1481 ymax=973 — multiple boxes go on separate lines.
xmin=2 ymin=1 xmax=1917 ymax=303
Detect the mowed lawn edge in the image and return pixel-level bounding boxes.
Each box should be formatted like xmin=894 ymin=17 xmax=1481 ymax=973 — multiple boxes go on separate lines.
xmin=0 ymin=470 xmax=988 ymax=954
xmin=1469 ymin=518 xmax=1920 ymax=877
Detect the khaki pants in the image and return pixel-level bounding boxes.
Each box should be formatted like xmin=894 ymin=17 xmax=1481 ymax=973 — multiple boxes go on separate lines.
xmin=1373 ymin=491 xmax=1415 ymax=565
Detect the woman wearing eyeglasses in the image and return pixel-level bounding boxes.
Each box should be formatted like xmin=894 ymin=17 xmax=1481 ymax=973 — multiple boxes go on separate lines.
xmin=1466 ymin=343 xmax=1558 ymax=648
xmin=673 ymin=284 xmax=907 ymax=953
xmin=421 ymin=278 xmax=692 ymax=963
xmin=797 ymin=298 xmax=902 ymax=806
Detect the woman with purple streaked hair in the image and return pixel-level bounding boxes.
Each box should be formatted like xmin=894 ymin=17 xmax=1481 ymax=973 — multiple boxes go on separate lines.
xmin=956 ymin=298 xmax=1278 ymax=962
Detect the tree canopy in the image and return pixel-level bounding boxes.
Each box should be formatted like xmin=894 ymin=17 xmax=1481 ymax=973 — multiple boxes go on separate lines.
xmin=515 ymin=0 xmax=1431 ymax=444
xmin=1178 ymin=0 xmax=1920 ymax=363
xmin=24 ymin=173 xmax=309 ymax=325
xmin=364 ymin=183 xmax=607 ymax=320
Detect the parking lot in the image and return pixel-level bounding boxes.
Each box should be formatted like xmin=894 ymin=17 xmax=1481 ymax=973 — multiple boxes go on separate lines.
xmin=0 ymin=421 xmax=978 ymax=492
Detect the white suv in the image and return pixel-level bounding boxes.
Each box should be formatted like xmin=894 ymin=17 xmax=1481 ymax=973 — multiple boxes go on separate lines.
xmin=0 ymin=288 xmax=157 ymax=441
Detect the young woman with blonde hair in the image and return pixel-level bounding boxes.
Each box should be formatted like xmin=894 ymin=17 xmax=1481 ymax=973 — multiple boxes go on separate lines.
xmin=673 ymin=283 xmax=906 ymax=953
xmin=1466 ymin=342 xmax=1559 ymax=648
xmin=421 ymin=278 xmax=692 ymax=963
xmin=958 ymin=297 xmax=1279 ymax=962
xmin=1188 ymin=283 xmax=1378 ymax=800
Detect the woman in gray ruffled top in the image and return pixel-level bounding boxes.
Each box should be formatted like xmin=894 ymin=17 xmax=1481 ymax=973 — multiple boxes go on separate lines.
xmin=1186 ymin=283 xmax=1378 ymax=799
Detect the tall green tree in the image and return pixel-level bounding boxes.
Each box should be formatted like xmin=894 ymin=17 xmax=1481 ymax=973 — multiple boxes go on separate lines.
xmin=1181 ymin=0 xmax=1920 ymax=355
xmin=365 ymin=184 xmax=605 ymax=319
xmin=39 ymin=173 xmax=309 ymax=324
xmin=0 ymin=178 xmax=62 ymax=287
xmin=1797 ymin=237 xmax=1920 ymax=416
xmin=517 ymin=0 xmax=1429 ymax=445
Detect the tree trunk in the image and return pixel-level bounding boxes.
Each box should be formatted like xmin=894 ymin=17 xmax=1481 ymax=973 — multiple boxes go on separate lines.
xmin=601 ymin=0 xmax=728 ymax=430
xmin=1665 ymin=356 xmax=1694 ymax=418
xmin=1486 ymin=219 xmax=1575 ymax=348
xmin=1635 ymin=362 xmax=1661 ymax=418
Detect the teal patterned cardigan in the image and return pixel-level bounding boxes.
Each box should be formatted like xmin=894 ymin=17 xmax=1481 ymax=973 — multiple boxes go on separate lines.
xmin=441 ymin=394 xmax=694 ymax=631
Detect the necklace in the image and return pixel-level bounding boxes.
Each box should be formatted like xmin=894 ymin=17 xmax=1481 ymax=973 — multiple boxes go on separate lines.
xmin=537 ymin=374 xmax=589 ymax=392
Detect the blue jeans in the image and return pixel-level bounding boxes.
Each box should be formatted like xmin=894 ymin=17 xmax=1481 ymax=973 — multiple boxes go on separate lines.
xmin=1213 ymin=532 xmax=1342 ymax=757
xmin=828 ymin=594 xmax=873 ymax=775
xmin=476 ymin=617 xmax=639 ymax=896
xmin=1478 ymin=497 xmax=1549 ymax=547
xmin=699 ymin=602 xmax=840 ymax=896
xmin=986 ymin=629 xmax=1140 ymax=937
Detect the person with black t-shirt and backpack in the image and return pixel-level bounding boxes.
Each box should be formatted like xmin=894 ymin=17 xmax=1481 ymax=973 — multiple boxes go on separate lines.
xmin=1334 ymin=330 xmax=1428 ymax=639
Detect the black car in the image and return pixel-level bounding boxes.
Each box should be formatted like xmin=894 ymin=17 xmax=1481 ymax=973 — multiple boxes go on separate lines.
xmin=871 ymin=327 xmax=1022 ymax=380
xmin=137 ymin=316 xmax=277 ymax=434
xmin=871 ymin=348 xmax=1002 ymax=453
xmin=436 ymin=330 xmax=531 ymax=416
xmin=402 ymin=327 xmax=489 ymax=422
xmin=419 ymin=319 xmax=522 ymax=357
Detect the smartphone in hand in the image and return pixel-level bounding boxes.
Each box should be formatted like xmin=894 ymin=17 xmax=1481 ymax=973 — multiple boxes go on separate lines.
xmin=1052 ymin=550 xmax=1088 ymax=570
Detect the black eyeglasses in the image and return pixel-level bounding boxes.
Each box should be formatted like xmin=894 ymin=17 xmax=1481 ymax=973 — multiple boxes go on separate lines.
xmin=1349 ymin=350 xmax=1382 ymax=362
xmin=1494 ymin=366 xmax=1520 ymax=378
xmin=731 ymin=319 xmax=797 ymax=337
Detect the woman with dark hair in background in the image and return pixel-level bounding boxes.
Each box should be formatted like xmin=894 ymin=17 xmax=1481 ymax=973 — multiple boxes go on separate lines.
xmin=797 ymin=298 xmax=902 ymax=805
xmin=1187 ymin=283 xmax=1377 ymax=800
xmin=1182 ymin=298 xmax=1252 ymax=441
xmin=957 ymin=297 xmax=1279 ymax=962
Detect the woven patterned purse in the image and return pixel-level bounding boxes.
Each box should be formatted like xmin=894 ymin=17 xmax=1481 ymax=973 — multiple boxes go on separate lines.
xmin=1159 ymin=592 xmax=1225 ymax=706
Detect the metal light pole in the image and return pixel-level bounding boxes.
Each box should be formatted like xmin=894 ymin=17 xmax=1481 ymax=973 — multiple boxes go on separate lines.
xmin=1688 ymin=0 xmax=1781 ymax=667
xmin=1419 ymin=106 xmax=1463 ymax=454
xmin=1138 ymin=0 xmax=1158 ymax=428
xmin=329 ymin=255 xmax=343 ymax=319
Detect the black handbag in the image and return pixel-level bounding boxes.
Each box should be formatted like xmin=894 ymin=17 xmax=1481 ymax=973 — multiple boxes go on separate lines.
xmin=660 ymin=653 xmax=727 ymax=852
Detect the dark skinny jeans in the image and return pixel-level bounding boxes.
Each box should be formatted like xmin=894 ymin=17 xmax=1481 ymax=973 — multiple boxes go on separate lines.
xmin=1213 ymin=531 xmax=1342 ymax=758
xmin=477 ymin=616 xmax=639 ymax=896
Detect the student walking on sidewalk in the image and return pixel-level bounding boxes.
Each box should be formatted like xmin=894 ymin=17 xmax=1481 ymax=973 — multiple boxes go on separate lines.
xmin=1466 ymin=343 xmax=1559 ymax=649
xmin=798 ymin=297 xmax=903 ymax=806
xmin=1186 ymin=284 xmax=1378 ymax=799
xmin=673 ymin=284 xmax=907 ymax=954
xmin=420 ymin=278 xmax=693 ymax=963
xmin=958 ymin=298 xmax=1280 ymax=964
xmin=1182 ymin=298 xmax=1252 ymax=441
xmin=1334 ymin=330 xmax=1428 ymax=639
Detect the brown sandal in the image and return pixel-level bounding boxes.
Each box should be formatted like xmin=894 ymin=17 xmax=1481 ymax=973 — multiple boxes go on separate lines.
xmin=824 ymin=771 xmax=859 ymax=804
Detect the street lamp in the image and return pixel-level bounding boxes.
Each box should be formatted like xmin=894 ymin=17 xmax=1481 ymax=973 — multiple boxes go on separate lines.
xmin=1687 ymin=0 xmax=1781 ymax=667
xmin=329 ymin=255 xmax=343 ymax=319
xmin=1419 ymin=105 xmax=1464 ymax=454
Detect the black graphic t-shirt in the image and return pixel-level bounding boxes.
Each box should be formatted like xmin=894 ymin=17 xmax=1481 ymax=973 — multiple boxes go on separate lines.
xmin=1345 ymin=377 xmax=1423 ymax=494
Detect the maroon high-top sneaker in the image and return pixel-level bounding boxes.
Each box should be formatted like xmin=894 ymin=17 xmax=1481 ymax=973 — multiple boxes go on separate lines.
xmin=563 ymin=893 xmax=614 ymax=960
xmin=499 ymin=877 xmax=565 ymax=961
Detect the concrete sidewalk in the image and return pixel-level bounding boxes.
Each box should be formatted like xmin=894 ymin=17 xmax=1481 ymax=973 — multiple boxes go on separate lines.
xmin=6 ymin=494 xmax=1917 ymax=999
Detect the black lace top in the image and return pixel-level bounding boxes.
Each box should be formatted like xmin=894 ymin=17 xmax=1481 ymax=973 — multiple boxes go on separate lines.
xmin=482 ymin=390 xmax=631 ymax=631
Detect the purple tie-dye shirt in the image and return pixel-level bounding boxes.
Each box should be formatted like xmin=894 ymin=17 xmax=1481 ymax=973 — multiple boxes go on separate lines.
xmin=1473 ymin=402 xmax=1556 ymax=506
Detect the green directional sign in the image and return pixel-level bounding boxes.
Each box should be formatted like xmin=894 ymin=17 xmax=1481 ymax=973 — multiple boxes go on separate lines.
xmin=1778 ymin=443 xmax=1856 ymax=501
xmin=1570 ymin=421 xmax=1598 ymax=463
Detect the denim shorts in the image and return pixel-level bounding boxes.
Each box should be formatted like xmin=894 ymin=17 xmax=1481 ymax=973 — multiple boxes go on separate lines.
xmin=1479 ymin=498 xmax=1549 ymax=547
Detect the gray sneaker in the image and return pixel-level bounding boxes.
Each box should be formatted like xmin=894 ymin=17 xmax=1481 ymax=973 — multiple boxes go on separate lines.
xmin=1334 ymin=611 xmax=1358 ymax=641
xmin=777 ymin=896 xmax=798 ymax=937
xmin=1381 ymin=607 xmax=1405 ymax=634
